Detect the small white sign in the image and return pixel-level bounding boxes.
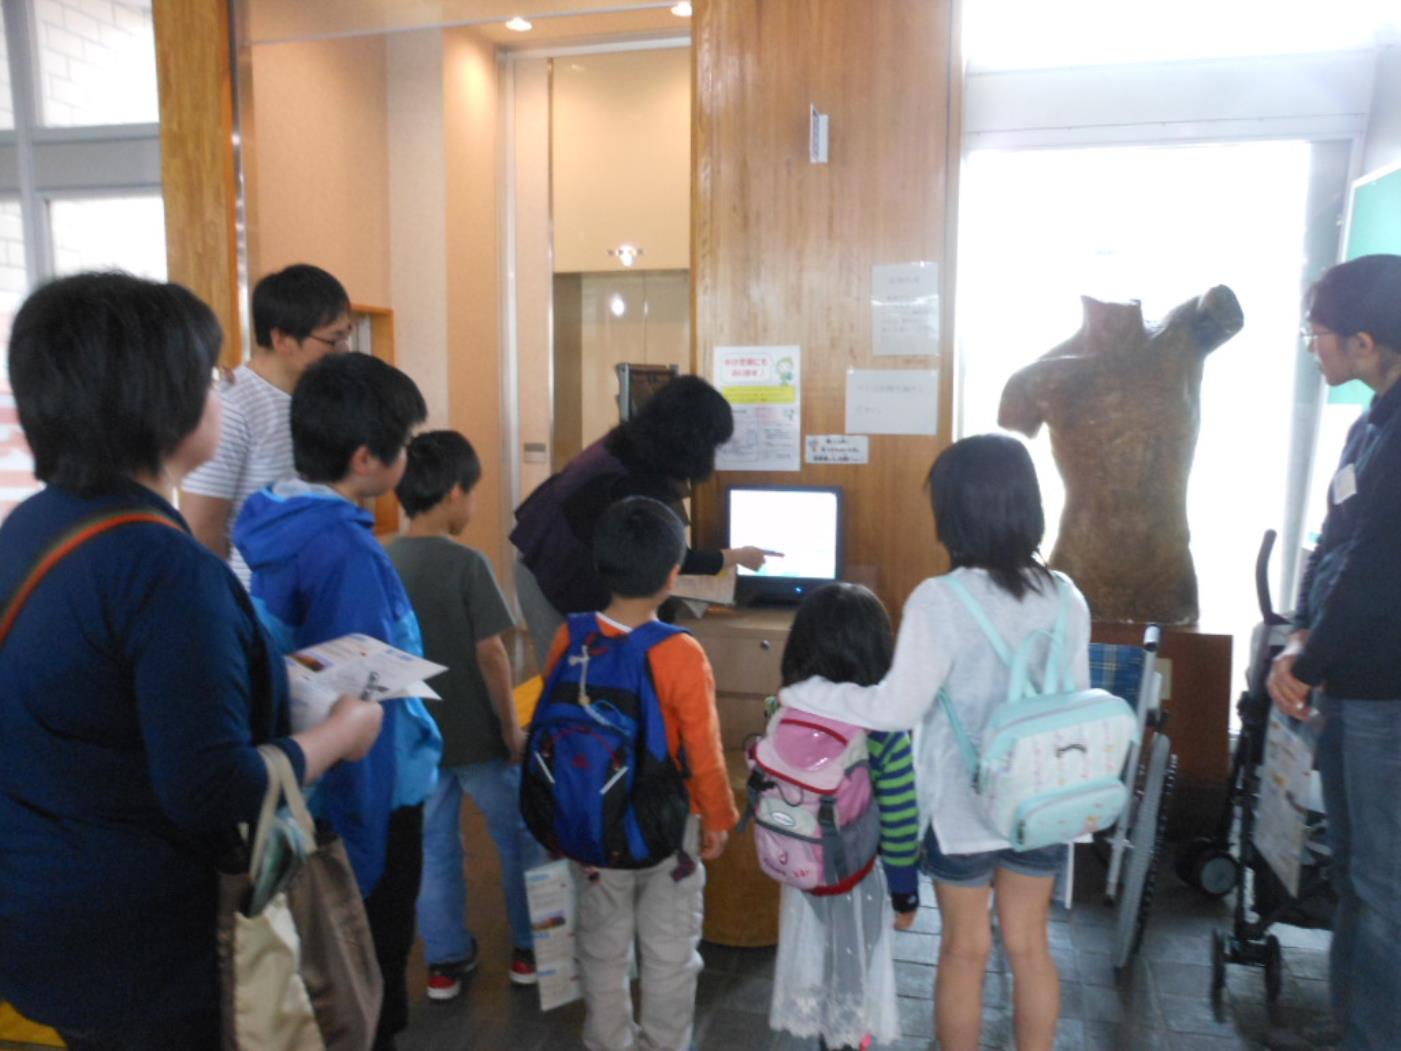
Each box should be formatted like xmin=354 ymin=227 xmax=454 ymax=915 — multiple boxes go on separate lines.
xmin=872 ymin=261 xmax=940 ymax=357
xmin=805 ymin=434 xmax=870 ymax=465
xmin=846 ymin=369 xmax=939 ymax=436
xmin=525 ymin=860 xmax=582 ymax=1011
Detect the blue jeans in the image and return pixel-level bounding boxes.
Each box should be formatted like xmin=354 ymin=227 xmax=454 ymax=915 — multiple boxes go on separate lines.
xmin=417 ymin=760 xmax=544 ymax=963
xmin=1314 ymin=694 xmax=1401 ymax=1051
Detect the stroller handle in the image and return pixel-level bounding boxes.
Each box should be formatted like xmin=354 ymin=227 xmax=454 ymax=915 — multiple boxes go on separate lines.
xmin=1255 ymin=529 xmax=1290 ymax=626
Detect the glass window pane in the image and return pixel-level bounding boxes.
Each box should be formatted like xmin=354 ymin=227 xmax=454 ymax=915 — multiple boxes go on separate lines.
xmin=49 ymin=194 xmax=166 ymax=278
xmin=0 ymin=202 xmax=32 ymax=521
xmin=35 ymin=0 xmax=159 ymax=127
xmin=0 ymin=14 xmax=14 ymax=131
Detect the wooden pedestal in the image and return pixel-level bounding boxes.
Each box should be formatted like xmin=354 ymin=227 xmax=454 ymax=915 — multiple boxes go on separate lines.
xmin=1092 ymin=622 xmax=1233 ymax=836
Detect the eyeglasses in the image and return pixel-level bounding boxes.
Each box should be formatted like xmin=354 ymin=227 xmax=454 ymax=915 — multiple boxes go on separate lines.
xmin=1299 ymin=326 xmax=1336 ymax=346
xmin=306 ymin=332 xmax=352 ymax=351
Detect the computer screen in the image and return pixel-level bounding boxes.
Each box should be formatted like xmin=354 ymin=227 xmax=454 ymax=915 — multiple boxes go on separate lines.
xmin=725 ymin=486 xmax=843 ymax=602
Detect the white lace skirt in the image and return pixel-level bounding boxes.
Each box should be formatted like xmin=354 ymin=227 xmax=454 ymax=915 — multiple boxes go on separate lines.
xmin=768 ymin=866 xmax=901 ymax=1046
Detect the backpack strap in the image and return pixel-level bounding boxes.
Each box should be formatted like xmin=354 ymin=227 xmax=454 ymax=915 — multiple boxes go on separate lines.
xmin=937 ymin=687 xmax=981 ymax=788
xmin=1004 ymin=575 xmax=1072 ymax=700
xmin=0 ymin=508 xmax=181 ymax=648
xmin=943 ymin=575 xmax=1013 ymax=666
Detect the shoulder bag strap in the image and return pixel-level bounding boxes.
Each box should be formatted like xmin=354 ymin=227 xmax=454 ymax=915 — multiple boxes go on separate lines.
xmin=0 ymin=508 xmax=181 ymax=648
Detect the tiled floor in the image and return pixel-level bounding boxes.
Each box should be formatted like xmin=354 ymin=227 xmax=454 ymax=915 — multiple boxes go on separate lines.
xmin=394 ymin=805 xmax=1335 ymax=1051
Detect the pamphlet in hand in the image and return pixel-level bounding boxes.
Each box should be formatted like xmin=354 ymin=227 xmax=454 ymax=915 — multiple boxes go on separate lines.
xmin=285 ymin=633 xmax=447 ymax=733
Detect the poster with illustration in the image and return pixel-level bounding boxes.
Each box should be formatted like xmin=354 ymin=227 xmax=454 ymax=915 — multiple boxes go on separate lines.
xmin=713 ymin=345 xmax=802 ymax=472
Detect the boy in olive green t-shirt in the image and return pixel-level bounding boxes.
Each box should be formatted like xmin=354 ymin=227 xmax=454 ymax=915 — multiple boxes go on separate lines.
xmin=387 ymin=431 xmax=543 ymax=999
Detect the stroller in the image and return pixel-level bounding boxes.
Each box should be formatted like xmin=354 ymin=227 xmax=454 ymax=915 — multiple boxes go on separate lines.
xmin=1173 ymin=530 xmax=1336 ymax=1002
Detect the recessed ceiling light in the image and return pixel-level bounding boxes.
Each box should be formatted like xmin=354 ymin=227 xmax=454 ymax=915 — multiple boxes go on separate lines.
xmin=609 ymin=244 xmax=642 ymax=268
xmin=505 ymin=16 xmax=532 ymax=32
xmin=671 ymin=2 xmax=693 ymax=16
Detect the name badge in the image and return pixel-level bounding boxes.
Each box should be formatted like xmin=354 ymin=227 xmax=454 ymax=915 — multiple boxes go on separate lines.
xmin=1332 ymin=463 xmax=1358 ymax=504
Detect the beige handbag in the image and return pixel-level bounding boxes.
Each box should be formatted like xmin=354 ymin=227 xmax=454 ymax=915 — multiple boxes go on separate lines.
xmin=219 ymin=745 xmax=383 ymax=1051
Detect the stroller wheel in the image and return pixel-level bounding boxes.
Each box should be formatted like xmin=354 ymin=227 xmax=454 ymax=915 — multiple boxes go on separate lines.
xmin=1211 ymin=929 xmax=1228 ymax=1002
xmin=1192 ymin=848 xmax=1241 ymax=899
xmin=1175 ymin=837 xmax=1214 ymax=886
xmin=1264 ymin=935 xmax=1283 ymax=1003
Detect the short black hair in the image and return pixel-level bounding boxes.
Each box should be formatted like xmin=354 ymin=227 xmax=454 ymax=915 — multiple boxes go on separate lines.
xmin=9 ymin=271 xmax=221 ymax=496
xmin=252 ymin=264 xmax=350 ymax=349
xmin=781 ymin=582 xmax=893 ymax=688
xmin=929 ymin=433 xmax=1052 ymax=600
xmin=291 ymin=353 xmax=427 ymax=484
xmin=396 ymin=430 xmax=482 ymax=517
xmin=606 ymin=374 xmax=734 ymax=484
xmin=594 ymin=496 xmax=686 ymax=599
xmin=1307 ymin=254 xmax=1401 ymax=353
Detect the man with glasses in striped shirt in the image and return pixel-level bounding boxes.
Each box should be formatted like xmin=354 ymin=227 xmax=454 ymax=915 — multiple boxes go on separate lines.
xmin=181 ymin=263 xmax=352 ymax=587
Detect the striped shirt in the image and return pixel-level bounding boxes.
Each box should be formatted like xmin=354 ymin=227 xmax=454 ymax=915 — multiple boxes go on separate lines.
xmin=868 ymin=729 xmax=919 ymax=904
xmin=182 ymin=364 xmax=294 ymax=588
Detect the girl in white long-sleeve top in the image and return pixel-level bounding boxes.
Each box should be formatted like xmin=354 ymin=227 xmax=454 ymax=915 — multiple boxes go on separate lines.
xmin=782 ymin=434 xmax=1092 ymax=1051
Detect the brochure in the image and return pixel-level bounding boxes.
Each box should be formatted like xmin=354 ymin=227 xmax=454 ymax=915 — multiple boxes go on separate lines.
xmin=284 ymin=633 xmax=446 ymax=733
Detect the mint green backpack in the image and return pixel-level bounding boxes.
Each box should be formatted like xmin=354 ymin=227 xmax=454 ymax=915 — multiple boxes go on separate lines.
xmin=938 ymin=576 xmax=1139 ymax=851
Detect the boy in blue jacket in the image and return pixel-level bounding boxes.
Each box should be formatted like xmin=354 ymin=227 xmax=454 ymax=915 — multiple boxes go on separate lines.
xmin=235 ymin=352 xmax=442 ymax=1051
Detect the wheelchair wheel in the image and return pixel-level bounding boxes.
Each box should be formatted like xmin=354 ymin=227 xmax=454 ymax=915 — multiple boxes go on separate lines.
xmin=1113 ymin=734 xmax=1174 ymax=971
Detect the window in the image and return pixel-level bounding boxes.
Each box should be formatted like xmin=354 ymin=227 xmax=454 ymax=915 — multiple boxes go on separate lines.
xmin=50 ymin=193 xmax=166 ymax=277
xmin=0 ymin=0 xmax=163 ymax=522
xmin=34 ymin=0 xmax=158 ymax=127
xmin=957 ymin=141 xmax=1313 ymax=676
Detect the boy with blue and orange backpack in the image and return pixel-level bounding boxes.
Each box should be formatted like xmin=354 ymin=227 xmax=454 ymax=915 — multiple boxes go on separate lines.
xmin=521 ymin=496 xmax=737 ymax=1051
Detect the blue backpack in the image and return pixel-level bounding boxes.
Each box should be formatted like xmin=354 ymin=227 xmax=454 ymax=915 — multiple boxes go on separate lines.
xmin=520 ymin=614 xmax=692 ymax=868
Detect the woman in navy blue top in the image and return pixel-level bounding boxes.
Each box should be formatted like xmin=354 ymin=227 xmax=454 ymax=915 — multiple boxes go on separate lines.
xmin=0 ymin=273 xmax=384 ymax=1050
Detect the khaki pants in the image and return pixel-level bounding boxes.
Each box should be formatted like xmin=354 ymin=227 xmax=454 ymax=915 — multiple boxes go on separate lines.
xmin=575 ymin=818 xmax=705 ymax=1051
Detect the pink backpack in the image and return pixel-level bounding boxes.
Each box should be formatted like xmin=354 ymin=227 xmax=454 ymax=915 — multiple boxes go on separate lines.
xmin=744 ymin=707 xmax=882 ymax=895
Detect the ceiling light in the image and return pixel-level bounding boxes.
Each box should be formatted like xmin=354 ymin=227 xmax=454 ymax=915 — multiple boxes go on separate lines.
xmin=505 ymin=16 xmax=532 ymax=31
xmin=609 ymin=293 xmax=627 ymax=318
xmin=671 ymin=2 xmax=693 ymax=16
xmin=609 ymin=244 xmax=642 ymax=268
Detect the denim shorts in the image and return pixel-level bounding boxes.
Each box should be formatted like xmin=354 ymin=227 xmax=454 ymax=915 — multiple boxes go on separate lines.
xmin=920 ymin=826 xmax=1064 ymax=887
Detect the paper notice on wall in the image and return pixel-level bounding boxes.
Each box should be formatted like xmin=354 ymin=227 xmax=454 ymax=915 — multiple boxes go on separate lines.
xmin=805 ymin=434 xmax=870 ymax=465
xmin=525 ymin=860 xmax=581 ymax=1011
xmin=872 ymin=261 xmax=940 ymax=357
xmin=1253 ymin=708 xmax=1323 ymax=897
xmin=713 ymin=346 xmax=802 ymax=472
xmin=845 ymin=369 xmax=939 ymax=436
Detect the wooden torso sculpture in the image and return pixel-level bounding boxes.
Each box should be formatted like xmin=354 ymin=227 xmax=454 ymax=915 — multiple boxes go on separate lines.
xmin=998 ymin=287 xmax=1244 ymax=624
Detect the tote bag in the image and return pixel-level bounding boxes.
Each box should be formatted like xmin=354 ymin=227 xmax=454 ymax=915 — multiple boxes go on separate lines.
xmin=218 ymin=745 xmax=383 ymax=1051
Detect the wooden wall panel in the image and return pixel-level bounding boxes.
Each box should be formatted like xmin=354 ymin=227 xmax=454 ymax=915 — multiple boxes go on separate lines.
xmin=692 ymin=0 xmax=958 ymax=616
xmin=153 ymin=0 xmax=242 ymax=365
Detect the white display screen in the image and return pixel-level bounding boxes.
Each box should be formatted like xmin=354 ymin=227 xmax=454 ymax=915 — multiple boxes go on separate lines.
xmin=727 ymin=488 xmax=840 ymax=580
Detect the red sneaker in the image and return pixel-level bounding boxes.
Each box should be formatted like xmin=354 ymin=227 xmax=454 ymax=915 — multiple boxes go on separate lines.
xmin=509 ymin=947 xmax=537 ymax=986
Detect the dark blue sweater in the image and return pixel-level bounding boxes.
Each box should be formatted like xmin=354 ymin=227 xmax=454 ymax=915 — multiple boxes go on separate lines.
xmin=1294 ymin=380 xmax=1401 ymax=698
xmin=0 ymin=483 xmax=305 ymax=1030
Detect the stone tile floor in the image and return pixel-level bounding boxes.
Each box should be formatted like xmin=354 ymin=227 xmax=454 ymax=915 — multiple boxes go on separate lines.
xmin=0 ymin=818 xmax=1332 ymax=1051
xmin=390 ymin=806 xmax=1334 ymax=1051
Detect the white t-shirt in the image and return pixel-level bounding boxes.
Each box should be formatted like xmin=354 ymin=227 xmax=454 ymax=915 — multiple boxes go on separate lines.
xmin=779 ymin=567 xmax=1091 ymax=854
xmin=182 ymin=364 xmax=294 ymax=588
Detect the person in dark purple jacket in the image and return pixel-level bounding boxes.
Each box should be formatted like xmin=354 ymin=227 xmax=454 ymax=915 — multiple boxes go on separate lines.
xmin=0 ymin=273 xmax=383 ymax=1051
xmin=1268 ymin=254 xmax=1401 ymax=1051
xmin=511 ymin=374 xmax=773 ymax=662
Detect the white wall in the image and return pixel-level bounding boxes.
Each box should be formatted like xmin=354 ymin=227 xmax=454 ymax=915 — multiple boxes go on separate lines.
xmin=1362 ymin=45 xmax=1401 ymax=173
xmin=387 ymin=31 xmax=450 ymax=430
